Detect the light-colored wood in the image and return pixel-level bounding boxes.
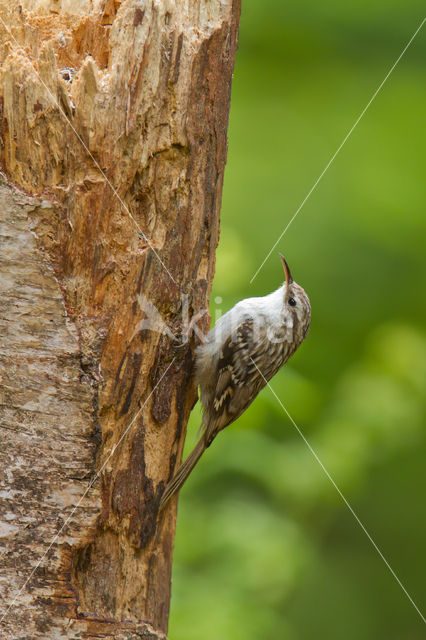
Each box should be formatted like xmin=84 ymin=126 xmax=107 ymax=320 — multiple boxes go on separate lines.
xmin=0 ymin=1 xmax=240 ymax=637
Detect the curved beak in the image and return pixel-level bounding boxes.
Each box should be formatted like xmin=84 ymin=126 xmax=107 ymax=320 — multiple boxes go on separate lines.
xmin=279 ymin=253 xmax=293 ymax=285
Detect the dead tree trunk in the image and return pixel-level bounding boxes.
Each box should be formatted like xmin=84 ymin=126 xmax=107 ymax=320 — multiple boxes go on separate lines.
xmin=0 ymin=1 xmax=240 ymax=638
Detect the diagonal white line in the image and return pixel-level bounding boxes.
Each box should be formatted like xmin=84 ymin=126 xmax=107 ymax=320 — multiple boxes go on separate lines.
xmin=0 ymin=9 xmax=176 ymax=285
xmin=250 ymin=17 xmax=426 ymax=283
xmin=0 ymin=357 xmax=176 ymax=628
xmin=250 ymin=358 xmax=426 ymax=625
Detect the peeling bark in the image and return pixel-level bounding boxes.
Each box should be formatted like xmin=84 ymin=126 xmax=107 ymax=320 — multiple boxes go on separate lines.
xmin=0 ymin=1 xmax=240 ymax=638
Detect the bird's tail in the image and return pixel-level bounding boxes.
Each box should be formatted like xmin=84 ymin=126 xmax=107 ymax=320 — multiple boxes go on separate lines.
xmin=160 ymin=436 xmax=206 ymax=511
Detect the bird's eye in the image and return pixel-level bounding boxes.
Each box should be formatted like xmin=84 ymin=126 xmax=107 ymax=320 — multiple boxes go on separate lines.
xmin=288 ymin=297 xmax=297 ymax=307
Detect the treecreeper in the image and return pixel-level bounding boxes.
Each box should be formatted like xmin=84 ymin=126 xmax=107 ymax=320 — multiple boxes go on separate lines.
xmin=160 ymin=255 xmax=311 ymax=508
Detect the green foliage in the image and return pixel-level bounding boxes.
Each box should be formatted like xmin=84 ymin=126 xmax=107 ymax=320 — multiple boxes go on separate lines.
xmin=169 ymin=2 xmax=426 ymax=637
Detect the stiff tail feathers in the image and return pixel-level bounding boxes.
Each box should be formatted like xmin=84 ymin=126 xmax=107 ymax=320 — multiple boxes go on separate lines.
xmin=160 ymin=437 xmax=206 ymax=511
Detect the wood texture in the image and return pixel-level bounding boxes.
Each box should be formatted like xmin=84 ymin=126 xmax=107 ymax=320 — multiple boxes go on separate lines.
xmin=0 ymin=0 xmax=240 ymax=637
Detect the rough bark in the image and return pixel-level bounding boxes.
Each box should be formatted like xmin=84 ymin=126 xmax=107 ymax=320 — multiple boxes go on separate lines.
xmin=0 ymin=1 xmax=240 ymax=638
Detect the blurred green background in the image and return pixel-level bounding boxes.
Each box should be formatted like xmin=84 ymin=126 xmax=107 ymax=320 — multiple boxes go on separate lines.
xmin=169 ymin=2 xmax=426 ymax=638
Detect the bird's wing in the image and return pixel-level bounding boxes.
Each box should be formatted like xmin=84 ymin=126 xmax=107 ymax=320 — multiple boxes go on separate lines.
xmin=206 ymin=317 xmax=285 ymax=441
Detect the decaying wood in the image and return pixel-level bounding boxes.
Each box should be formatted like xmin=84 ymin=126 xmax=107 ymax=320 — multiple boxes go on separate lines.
xmin=0 ymin=1 xmax=240 ymax=638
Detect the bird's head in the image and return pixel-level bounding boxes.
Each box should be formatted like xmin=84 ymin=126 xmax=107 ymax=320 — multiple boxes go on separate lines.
xmin=280 ymin=254 xmax=311 ymax=342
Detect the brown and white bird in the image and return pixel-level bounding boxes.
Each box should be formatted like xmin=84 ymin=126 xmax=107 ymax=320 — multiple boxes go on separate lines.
xmin=160 ymin=255 xmax=311 ymax=509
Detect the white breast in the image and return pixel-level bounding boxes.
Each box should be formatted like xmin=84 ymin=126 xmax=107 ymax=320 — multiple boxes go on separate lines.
xmin=195 ymin=286 xmax=285 ymax=385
